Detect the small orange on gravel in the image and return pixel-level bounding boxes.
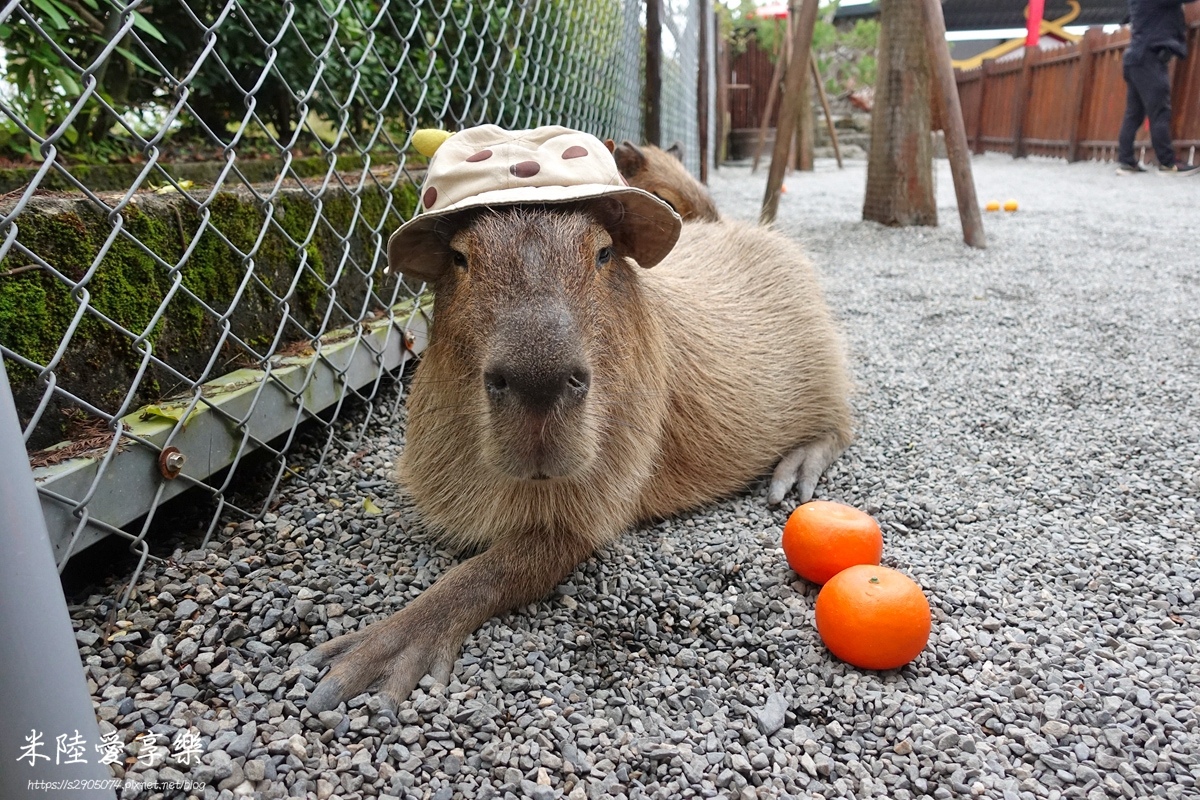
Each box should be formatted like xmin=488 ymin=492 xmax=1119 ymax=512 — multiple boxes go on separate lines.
xmin=984 ymin=200 xmax=1000 ymax=212
xmin=781 ymin=500 xmax=883 ymax=585
xmin=1003 ymin=199 xmax=1019 ymax=212
xmin=815 ymin=564 xmax=931 ymax=670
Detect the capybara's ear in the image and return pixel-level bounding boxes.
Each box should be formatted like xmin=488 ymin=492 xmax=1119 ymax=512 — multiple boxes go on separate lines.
xmin=666 ymin=141 xmax=685 ymax=162
xmin=389 ymin=211 xmax=482 ymax=282
xmin=613 ymin=140 xmax=647 ymax=179
xmin=584 ymin=196 xmax=679 ymax=270
xmin=585 ymin=198 xmax=640 ymax=266
xmin=388 ymin=226 xmax=451 ymax=282
xmin=604 ymin=138 xmax=616 ymax=154
xmin=586 ymin=197 xmax=624 ymax=232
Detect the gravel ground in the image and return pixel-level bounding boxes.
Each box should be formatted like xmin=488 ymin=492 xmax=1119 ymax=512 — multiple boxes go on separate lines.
xmin=70 ymin=153 xmax=1200 ymax=800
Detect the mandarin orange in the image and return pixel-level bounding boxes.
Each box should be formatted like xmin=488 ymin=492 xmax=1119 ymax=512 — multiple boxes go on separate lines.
xmin=781 ymin=500 xmax=883 ymax=585
xmin=814 ymin=564 xmax=931 ymax=670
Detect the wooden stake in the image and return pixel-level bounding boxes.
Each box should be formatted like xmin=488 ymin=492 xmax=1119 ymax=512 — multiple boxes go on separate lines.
xmin=760 ymin=0 xmax=819 ymax=225
xmin=810 ymin=53 xmax=842 ymax=169
xmin=751 ymin=18 xmax=788 ymax=174
xmin=921 ymin=0 xmax=986 ymax=248
xmin=716 ymin=28 xmax=730 ymax=164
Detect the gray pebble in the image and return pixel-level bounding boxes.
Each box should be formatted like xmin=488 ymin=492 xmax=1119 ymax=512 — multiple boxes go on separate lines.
xmin=175 ymin=599 xmax=200 ymax=619
xmin=65 ymin=159 xmax=1200 ymax=800
xmin=754 ymin=692 xmax=788 ymax=737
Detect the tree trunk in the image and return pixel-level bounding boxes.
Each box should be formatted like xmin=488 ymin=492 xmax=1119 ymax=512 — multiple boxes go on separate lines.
xmin=796 ymin=73 xmax=814 ymax=171
xmin=863 ymin=0 xmax=936 ymax=227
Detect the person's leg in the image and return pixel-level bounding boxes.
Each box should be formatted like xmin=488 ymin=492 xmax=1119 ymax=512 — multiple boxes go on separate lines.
xmin=1129 ymin=53 xmax=1176 ymax=167
xmin=1117 ymin=59 xmax=1147 ymax=166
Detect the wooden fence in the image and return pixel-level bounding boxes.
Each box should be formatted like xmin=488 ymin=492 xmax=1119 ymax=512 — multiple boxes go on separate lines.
xmin=955 ymin=4 xmax=1200 ymax=164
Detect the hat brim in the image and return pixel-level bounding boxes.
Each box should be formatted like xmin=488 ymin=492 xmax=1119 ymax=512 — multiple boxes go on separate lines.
xmin=387 ymin=184 xmax=682 ymax=279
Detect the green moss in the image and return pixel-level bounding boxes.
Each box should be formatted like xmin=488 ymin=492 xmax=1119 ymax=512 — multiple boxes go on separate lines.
xmin=0 ymin=275 xmax=62 ymax=377
xmin=0 ymin=212 xmax=96 ymax=383
xmin=90 ymin=207 xmax=171 ymax=344
xmin=2 ymin=181 xmax=417 ymax=447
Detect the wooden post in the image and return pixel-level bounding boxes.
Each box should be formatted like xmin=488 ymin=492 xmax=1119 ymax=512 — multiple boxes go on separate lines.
xmin=761 ymin=0 xmax=818 ymax=224
xmin=974 ymin=59 xmax=993 ymax=155
xmin=646 ymin=0 xmax=662 ymax=147
xmin=751 ymin=19 xmax=788 ymax=173
xmin=921 ymin=0 xmax=986 ymax=249
xmin=811 ymin=53 xmax=843 ymax=168
xmin=796 ymin=69 xmax=814 ymax=171
xmin=1011 ymin=43 xmax=1036 ymax=158
xmin=1066 ymin=28 xmax=1100 ymax=163
xmin=716 ymin=19 xmax=730 ymax=165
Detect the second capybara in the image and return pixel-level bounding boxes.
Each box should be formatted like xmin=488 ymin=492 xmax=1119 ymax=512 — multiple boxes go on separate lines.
xmin=614 ymin=140 xmax=721 ymax=222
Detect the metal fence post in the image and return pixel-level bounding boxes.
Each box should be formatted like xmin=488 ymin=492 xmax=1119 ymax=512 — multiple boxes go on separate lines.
xmin=0 ymin=361 xmax=116 ymax=800
xmin=646 ymin=0 xmax=663 ymax=146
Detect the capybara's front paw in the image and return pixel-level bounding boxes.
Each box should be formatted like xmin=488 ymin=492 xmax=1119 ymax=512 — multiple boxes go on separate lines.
xmin=299 ymin=607 xmax=463 ymax=712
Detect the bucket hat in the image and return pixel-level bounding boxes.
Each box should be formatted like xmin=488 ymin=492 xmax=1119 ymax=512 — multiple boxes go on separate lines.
xmin=387 ymin=125 xmax=683 ymax=277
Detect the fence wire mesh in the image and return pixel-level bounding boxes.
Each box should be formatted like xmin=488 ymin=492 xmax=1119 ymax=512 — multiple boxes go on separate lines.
xmin=0 ymin=0 xmax=704 ymax=593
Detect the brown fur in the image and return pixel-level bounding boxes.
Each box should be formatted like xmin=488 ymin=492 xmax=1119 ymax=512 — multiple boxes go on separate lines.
xmin=302 ymin=203 xmax=851 ymax=711
xmin=614 ymin=141 xmax=721 ymax=222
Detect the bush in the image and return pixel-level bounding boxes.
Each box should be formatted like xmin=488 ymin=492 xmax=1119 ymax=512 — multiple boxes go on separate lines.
xmin=0 ymin=0 xmax=606 ymax=163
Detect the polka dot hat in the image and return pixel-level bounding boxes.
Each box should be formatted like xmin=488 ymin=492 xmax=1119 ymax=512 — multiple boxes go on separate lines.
xmin=387 ymin=125 xmax=683 ymax=277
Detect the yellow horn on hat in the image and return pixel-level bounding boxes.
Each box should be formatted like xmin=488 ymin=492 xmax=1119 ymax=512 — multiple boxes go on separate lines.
xmin=412 ymin=129 xmax=454 ymax=158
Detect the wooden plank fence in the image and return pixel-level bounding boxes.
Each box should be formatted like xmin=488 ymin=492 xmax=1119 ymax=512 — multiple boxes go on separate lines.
xmin=955 ymin=4 xmax=1200 ymax=164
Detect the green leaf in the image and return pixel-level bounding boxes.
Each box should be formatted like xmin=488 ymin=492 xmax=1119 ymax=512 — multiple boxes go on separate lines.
xmin=30 ymin=0 xmax=69 ymax=30
xmin=51 ymin=66 xmax=81 ymax=96
xmin=362 ymin=497 xmax=383 ymax=515
xmin=138 ymin=404 xmax=197 ymax=428
xmin=28 ymin=102 xmax=47 ymax=138
xmin=129 ymin=10 xmax=167 ymax=43
xmin=115 ymin=45 xmax=159 ymax=75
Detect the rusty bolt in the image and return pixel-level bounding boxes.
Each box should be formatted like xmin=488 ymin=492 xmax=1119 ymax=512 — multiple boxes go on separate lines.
xmin=159 ymin=446 xmax=186 ymax=479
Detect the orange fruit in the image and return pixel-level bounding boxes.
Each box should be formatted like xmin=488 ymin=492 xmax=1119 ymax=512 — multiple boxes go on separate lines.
xmin=1003 ymin=199 xmax=1019 ymax=212
xmin=781 ymin=500 xmax=883 ymax=585
xmin=984 ymin=200 xmax=1000 ymax=212
xmin=815 ymin=564 xmax=931 ymax=670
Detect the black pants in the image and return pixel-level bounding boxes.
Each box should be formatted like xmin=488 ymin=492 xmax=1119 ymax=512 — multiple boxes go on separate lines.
xmin=1118 ymin=51 xmax=1176 ymax=168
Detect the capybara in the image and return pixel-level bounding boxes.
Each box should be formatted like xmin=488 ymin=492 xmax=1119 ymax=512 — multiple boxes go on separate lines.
xmin=303 ymin=126 xmax=850 ymax=710
xmin=614 ymin=140 xmax=721 ymax=222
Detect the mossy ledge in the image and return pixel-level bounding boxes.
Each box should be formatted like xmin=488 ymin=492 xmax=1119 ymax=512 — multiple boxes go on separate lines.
xmin=0 ymin=179 xmax=420 ymax=450
xmin=0 ymin=153 xmax=401 ymax=195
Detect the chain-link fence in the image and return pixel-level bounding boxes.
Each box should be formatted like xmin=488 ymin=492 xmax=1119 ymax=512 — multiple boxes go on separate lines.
xmin=0 ymin=0 xmax=708 ymax=598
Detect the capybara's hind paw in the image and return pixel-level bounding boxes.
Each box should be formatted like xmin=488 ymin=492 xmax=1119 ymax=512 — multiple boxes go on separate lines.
xmin=298 ymin=610 xmax=461 ymax=713
xmin=768 ymin=433 xmax=848 ymax=505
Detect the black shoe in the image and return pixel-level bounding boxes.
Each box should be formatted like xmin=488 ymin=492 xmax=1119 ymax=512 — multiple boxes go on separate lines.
xmin=1158 ymin=163 xmax=1200 ymax=176
xmin=1116 ymin=162 xmax=1147 ymax=175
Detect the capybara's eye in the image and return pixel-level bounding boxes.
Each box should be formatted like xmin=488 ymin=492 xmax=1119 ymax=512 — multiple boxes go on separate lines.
xmin=451 ymin=250 xmax=468 ymax=270
xmin=596 ymin=246 xmax=613 ymax=268
xmin=652 ymin=192 xmax=677 ymax=213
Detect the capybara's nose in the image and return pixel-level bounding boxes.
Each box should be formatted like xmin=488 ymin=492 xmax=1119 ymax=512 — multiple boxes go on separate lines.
xmin=484 ymin=363 xmax=590 ymax=413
